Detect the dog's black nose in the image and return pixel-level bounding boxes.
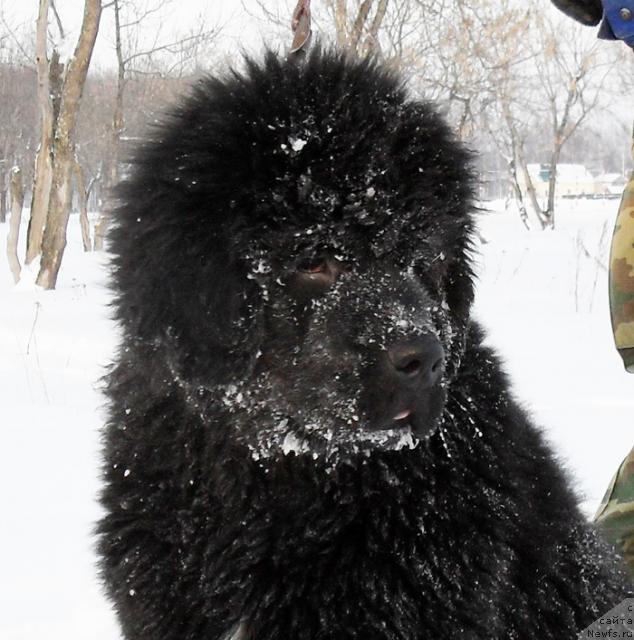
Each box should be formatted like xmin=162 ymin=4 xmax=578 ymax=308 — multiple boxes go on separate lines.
xmin=386 ymin=335 xmax=444 ymax=388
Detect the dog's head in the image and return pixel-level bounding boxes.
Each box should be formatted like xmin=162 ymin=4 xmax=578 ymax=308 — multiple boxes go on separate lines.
xmin=111 ymin=50 xmax=476 ymax=459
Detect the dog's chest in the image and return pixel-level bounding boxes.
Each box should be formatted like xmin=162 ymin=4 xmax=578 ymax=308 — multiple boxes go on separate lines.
xmin=219 ymin=466 xmax=512 ymax=639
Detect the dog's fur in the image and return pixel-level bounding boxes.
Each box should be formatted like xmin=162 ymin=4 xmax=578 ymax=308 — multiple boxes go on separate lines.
xmin=99 ymin=50 xmax=632 ymax=639
xmin=550 ymin=0 xmax=603 ymax=26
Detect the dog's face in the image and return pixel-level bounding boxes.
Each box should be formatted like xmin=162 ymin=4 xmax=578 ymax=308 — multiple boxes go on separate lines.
xmin=237 ymin=244 xmax=452 ymax=458
xmin=111 ymin=51 xmax=476 ymax=460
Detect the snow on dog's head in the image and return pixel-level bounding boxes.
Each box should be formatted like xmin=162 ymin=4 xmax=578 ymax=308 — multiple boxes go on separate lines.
xmin=109 ymin=49 xmax=476 ymax=462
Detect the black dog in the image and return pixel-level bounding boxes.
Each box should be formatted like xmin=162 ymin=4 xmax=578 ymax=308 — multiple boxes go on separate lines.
xmin=99 ymin=50 xmax=632 ymax=639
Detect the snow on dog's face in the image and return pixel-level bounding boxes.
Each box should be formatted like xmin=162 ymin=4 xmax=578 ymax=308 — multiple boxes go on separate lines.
xmin=230 ymin=247 xmax=452 ymax=460
xmin=224 ymin=209 xmax=462 ymax=460
xmin=110 ymin=50 xmax=476 ymax=462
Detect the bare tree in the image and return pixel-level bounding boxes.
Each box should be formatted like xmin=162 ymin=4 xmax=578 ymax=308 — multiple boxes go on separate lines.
xmin=337 ymin=0 xmax=389 ymax=55
xmin=455 ymin=0 xmax=536 ymax=224
xmin=0 ymin=11 xmax=37 ymax=226
xmin=74 ymin=157 xmax=92 ymax=251
xmin=250 ymin=0 xmax=392 ymax=58
xmin=0 ymin=0 xmax=628 ymax=260
xmin=26 ymin=0 xmax=102 ymax=289
xmin=529 ymin=10 xmax=614 ymax=228
xmin=484 ymin=8 xmax=617 ymax=229
xmin=0 ymin=53 xmax=36 ymax=224
xmin=7 ymin=165 xmax=23 ymax=283
xmin=93 ymin=0 xmax=221 ymax=251
xmin=25 ymin=0 xmax=55 ymax=266
xmin=444 ymin=0 xmax=618 ymax=228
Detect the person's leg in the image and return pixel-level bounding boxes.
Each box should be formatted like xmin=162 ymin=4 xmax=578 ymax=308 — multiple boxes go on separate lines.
xmin=595 ymin=447 xmax=634 ymax=575
xmin=609 ymin=149 xmax=634 ymax=372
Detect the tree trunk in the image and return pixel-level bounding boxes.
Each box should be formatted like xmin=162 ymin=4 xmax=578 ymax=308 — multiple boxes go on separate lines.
xmin=331 ymin=0 xmax=348 ymax=48
xmin=26 ymin=0 xmax=55 ymax=266
xmin=93 ymin=212 xmax=110 ymax=251
xmin=74 ymin=159 xmax=92 ymax=251
xmin=500 ymin=102 xmax=546 ymax=229
xmin=544 ymin=144 xmax=562 ymax=230
xmin=111 ymin=0 xmax=125 ymax=191
xmin=36 ymin=0 xmax=102 ymax=289
xmin=0 ymin=180 xmax=6 ymax=224
xmin=93 ymin=0 xmax=124 ymax=253
xmin=350 ymin=0 xmax=374 ymax=52
xmin=37 ymin=155 xmax=74 ymax=287
xmin=7 ymin=166 xmax=24 ymax=284
xmin=507 ymin=157 xmax=530 ymax=230
xmin=363 ymin=0 xmax=388 ymax=55
xmin=514 ymin=144 xmax=547 ymax=229
xmin=0 ymin=164 xmax=9 ymax=223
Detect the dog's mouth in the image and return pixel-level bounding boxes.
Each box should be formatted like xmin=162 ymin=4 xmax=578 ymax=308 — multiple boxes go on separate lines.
xmin=241 ymin=408 xmax=422 ymax=462
xmin=384 ymin=408 xmax=415 ymax=432
xmin=393 ymin=409 xmax=411 ymax=422
xmin=374 ymin=403 xmax=442 ymax=438
xmin=232 ymin=380 xmax=445 ymax=461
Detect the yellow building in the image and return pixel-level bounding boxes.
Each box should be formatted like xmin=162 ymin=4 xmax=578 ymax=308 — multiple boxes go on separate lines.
xmin=522 ymin=163 xmax=597 ymax=200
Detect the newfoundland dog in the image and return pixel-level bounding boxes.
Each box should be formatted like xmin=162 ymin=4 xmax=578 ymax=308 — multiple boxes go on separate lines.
xmin=98 ymin=49 xmax=632 ymax=639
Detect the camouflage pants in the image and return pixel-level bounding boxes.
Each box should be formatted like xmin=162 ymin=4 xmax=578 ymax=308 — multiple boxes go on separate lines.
xmin=595 ymin=447 xmax=634 ymax=576
xmin=594 ymin=160 xmax=634 ymax=575
xmin=610 ymin=168 xmax=634 ymax=371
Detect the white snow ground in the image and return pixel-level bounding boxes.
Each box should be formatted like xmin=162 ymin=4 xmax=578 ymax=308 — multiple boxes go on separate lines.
xmin=0 ymin=199 xmax=632 ymax=638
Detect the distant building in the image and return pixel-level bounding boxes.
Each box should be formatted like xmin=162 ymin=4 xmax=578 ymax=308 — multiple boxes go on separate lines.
xmin=513 ymin=163 xmax=626 ymax=201
xmin=521 ymin=163 xmax=596 ymax=199
xmin=595 ymin=172 xmax=627 ymax=197
xmin=478 ymin=163 xmax=626 ymax=203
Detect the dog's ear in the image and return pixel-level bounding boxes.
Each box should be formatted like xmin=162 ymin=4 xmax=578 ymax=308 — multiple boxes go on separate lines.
xmin=445 ymin=253 xmax=474 ymax=328
xmin=550 ymin=0 xmax=603 ymax=26
xmin=442 ymin=242 xmax=475 ymax=376
xmin=160 ymin=249 xmax=265 ymax=385
xmin=110 ymin=187 xmax=265 ymax=385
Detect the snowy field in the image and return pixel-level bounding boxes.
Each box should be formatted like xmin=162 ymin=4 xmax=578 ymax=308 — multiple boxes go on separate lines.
xmin=0 ymin=199 xmax=632 ymax=638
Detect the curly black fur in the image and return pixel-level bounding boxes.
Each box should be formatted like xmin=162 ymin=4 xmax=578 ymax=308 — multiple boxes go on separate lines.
xmin=99 ymin=50 xmax=632 ymax=639
xmin=550 ymin=0 xmax=603 ymax=27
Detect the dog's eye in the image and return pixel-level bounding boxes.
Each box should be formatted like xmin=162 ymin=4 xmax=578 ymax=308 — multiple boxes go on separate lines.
xmin=290 ymin=256 xmax=351 ymax=299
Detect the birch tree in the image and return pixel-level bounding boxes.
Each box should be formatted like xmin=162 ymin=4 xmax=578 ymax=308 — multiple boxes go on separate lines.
xmin=28 ymin=0 xmax=102 ymax=289
xmin=7 ymin=166 xmax=23 ymax=283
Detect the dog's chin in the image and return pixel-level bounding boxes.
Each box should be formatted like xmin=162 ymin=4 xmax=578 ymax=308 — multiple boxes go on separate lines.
xmin=407 ymin=409 xmax=445 ymax=439
xmin=364 ymin=388 xmax=447 ymax=441
xmin=238 ymin=405 xmax=446 ymax=464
